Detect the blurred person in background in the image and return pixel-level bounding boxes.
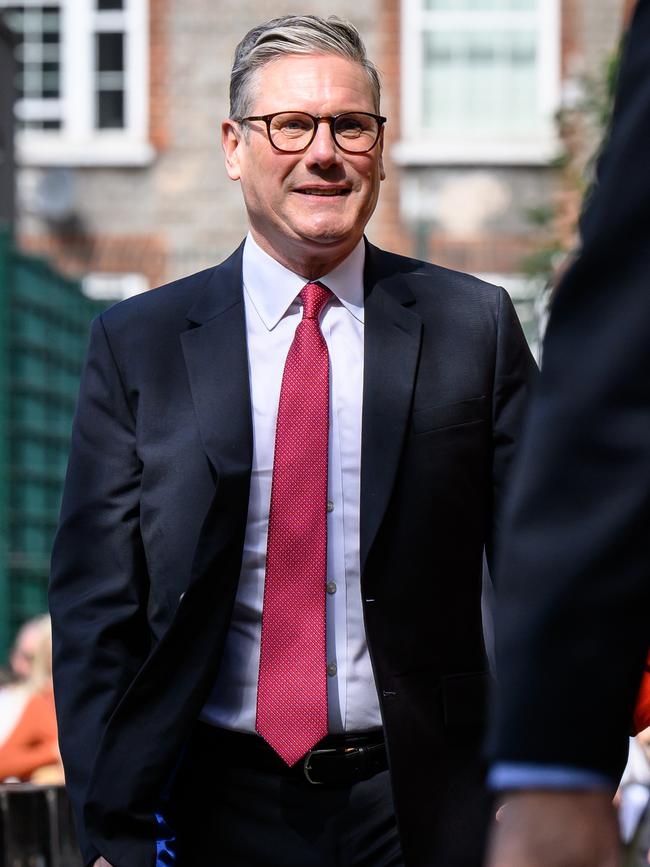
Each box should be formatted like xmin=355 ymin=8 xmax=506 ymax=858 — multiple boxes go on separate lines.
xmin=485 ymin=1 xmax=650 ymax=865
xmin=9 ymin=614 xmax=47 ymax=681
xmin=0 ymin=614 xmax=63 ymax=784
xmin=0 ymin=614 xmax=49 ymax=740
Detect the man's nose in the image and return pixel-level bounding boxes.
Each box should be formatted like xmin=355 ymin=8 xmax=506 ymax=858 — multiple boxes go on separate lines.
xmin=304 ymin=120 xmax=342 ymax=168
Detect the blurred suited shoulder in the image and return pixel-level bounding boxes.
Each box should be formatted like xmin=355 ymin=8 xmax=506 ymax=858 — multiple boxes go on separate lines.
xmin=486 ymin=1 xmax=650 ymax=864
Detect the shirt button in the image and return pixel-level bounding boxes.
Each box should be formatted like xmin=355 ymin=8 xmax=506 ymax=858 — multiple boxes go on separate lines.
xmin=327 ymin=662 xmax=338 ymax=677
xmin=326 ymin=581 xmax=337 ymax=595
xmin=326 ymin=500 xmax=334 ymax=513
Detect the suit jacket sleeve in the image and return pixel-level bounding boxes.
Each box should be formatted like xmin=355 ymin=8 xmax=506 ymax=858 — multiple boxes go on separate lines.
xmin=489 ymin=285 xmax=538 ymax=574
xmin=49 ymin=314 xmax=150 ymax=865
xmin=487 ymin=0 xmax=650 ymax=781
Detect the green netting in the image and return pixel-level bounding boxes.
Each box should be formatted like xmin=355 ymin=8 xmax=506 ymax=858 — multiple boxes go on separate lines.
xmin=0 ymin=231 xmax=107 ymax=661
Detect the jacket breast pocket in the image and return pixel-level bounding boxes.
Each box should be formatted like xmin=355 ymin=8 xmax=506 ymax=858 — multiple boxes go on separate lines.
xmin=412 ymin=396 xmax=486 ymax=435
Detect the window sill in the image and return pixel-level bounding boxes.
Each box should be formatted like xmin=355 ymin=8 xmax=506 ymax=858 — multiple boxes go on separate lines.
xmin=390 ymin=138 xmax=563 ymax=167
xmin=16 ymin=135 xmax=156 ymax=168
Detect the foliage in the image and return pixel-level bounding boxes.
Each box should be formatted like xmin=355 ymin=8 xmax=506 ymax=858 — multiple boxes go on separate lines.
xmin=521 ymin=45 xmax=621 ymax=287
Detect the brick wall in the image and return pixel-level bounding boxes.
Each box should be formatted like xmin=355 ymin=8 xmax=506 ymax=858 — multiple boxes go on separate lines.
xmin=21 ymin=233 xmax=168 ymax=290
xmin=365 ymin=0 xmax=414 ymax=257
xmin=15 ymin=0 xmax=631 ymax=288
xmin=149 ymin=0 xmax=170 ymax=152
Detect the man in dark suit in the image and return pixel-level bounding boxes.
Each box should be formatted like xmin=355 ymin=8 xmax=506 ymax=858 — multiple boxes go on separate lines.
xmin=486 ymin=1 xmax=650 ymax=864
xmin=49 ymin=15 xmax=535 ymax=867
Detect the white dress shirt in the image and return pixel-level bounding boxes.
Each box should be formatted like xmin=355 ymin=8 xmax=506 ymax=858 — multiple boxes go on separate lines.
xmin=201 ymin=234 xmax=382 ymax=733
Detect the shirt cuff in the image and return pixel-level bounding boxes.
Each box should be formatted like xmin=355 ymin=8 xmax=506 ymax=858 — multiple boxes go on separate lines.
xmin=488 ymin=762 xmax=615 ymax=791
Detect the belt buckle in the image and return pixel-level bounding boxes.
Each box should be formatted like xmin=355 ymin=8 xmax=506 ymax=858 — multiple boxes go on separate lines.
xmin=303 ymin=747 xmax=338 ymax=785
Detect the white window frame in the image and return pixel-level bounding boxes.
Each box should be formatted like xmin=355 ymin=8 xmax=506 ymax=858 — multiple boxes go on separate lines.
xmin=3 ymin=0 xmax=153 ymax=166
xmin=395 ymin=0 xmax=561 ymax=165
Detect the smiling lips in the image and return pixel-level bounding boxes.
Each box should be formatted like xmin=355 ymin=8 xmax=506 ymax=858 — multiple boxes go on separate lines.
xmin=294 ymin=187 xmax=350 ymax=196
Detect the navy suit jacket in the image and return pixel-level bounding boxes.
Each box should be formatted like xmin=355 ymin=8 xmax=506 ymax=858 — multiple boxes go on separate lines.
xmin=50 ymin=240 xmax=536 ymax=867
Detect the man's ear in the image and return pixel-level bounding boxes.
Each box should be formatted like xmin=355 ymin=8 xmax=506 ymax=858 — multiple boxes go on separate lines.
xmin=222 ymin=119 xmax=243 ymax=181
xmin=378 ymin=127 xmax=386 ymax=181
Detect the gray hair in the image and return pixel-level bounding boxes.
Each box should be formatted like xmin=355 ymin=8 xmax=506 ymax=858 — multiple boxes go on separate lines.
xmin=229 ymin=15 xmax=381 ymax=121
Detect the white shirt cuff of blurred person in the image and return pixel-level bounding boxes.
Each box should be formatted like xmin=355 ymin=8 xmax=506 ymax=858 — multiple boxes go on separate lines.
xmin=488 ymin=762 xmax=615 ymax=792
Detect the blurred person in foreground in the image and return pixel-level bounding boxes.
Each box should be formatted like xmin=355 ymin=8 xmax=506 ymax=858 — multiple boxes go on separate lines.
xmin=49 ymin=14 xmax=536 ymax=867
xmin=486 ymin=1 xmax=650 ymax=865
xmin=0 ymin=614 xmax=63 ymax=784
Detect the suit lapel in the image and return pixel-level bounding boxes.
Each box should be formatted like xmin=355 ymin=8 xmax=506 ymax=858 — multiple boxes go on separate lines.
xmin=180 ymin=243 xmax=253 ymax=482
xmin=360 ymin=243 xmax=422 ymax=576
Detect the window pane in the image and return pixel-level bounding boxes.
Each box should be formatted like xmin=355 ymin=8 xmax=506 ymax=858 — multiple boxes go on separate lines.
xmin=18 ymin=118 xmax=62 ymax=131
xmin=97 ymin=89 xmax=124 ymax=128
xmin=97 ymin=0 xmax=124 ymax=8
xmin=42 ymin=9 xmax=59 ymax=31
xmin=42 ymin=65 xmax=59 ymax=98
xmin=98 ymin=32 xmax=124 ymax=72
xmin=422 ymin=28 xmax=537 ymax=135
xmin=4 ymin=4 xmax=62 ymax=104
xmin=95 ymin=30 xmax=125 ymax=128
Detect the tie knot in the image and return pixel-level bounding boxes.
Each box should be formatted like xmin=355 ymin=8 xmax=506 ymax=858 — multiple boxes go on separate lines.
xmin=300 ymin=282 xmax=332 ymax=320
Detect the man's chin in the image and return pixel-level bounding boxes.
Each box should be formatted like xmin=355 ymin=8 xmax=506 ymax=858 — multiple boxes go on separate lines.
xmin=293 ymin=223 xmax=361 ymax=250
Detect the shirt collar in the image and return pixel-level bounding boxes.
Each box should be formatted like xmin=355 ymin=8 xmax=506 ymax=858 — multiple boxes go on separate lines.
xmin=242 ymin=233 xmax=365 ymax=330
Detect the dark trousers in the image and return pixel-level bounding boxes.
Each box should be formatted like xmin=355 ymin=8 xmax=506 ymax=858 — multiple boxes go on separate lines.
xmin=171 ymin=726 xmax=404 ymax=867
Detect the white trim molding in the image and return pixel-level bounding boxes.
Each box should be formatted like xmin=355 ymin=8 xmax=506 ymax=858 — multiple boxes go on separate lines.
xmin=82 ymin=271 xmax=149 ymax=300
xmin=391 ymin=137 xmax=562 ymax=167
xmin=16 ymin=134 xmax=155 ymax=166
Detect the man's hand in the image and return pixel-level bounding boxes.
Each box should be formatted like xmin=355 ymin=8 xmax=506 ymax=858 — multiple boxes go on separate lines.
xmin=485 ymin=790 xmax=622 ymax=867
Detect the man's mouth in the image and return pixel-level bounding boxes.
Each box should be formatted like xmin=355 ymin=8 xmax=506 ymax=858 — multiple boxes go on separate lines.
xmin=294 ymin=188 xmax=350 ymax=197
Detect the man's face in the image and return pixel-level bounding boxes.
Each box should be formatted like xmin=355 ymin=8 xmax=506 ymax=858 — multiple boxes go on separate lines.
xmin=223 ymin=53 xmax=385 ymax=275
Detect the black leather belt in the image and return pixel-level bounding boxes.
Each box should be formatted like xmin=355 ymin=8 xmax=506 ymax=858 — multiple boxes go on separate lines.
xmin=196 ymin=724 xmax=388 ymax=786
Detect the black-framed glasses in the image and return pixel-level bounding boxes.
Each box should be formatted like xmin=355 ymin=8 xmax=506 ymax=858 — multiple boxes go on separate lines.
xmin=237 ymin=110 xmax=387 ymax=154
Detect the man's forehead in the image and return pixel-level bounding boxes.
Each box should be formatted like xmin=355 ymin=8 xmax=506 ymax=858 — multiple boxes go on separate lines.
xmin=249 ymin=53 xmax=376 ymax=108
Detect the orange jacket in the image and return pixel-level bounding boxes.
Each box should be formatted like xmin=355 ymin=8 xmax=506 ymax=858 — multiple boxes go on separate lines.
xmin=0 ymin=689 xmax=60 ymax=781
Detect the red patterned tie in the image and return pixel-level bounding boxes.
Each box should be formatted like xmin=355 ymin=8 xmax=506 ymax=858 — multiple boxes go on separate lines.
xmin=256 ymin=282 xmax=332 ymax=766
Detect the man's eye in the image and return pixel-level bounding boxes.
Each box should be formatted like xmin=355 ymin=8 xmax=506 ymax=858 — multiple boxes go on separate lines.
xmin=278 ymin=119 xmax=311 ymax=134
xmin=336 ymin=120 xmax=364 ymax=137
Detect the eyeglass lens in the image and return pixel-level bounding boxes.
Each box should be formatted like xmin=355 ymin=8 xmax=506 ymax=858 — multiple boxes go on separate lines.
xmin=268 ymin=112 xmax=380 ymax=152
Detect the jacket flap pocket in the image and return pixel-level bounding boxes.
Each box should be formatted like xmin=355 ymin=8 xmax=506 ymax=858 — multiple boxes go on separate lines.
xmin=412 ymin=396 xmax=486 ymax=435
xmin=442 ymin=670 xmax=491 ymax=727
